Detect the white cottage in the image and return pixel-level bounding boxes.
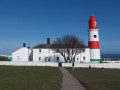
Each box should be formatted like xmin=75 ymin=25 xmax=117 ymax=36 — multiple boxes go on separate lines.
xmin=33 ymin=38 xmax=90 ymax=63
xmin=12 ymin=43 xmax=32 ymax=61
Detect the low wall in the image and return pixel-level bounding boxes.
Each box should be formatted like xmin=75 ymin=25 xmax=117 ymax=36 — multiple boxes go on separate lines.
xmin=0 ymin=61 xmax=58 ymax=67
xmin=62 ymin=63 xmax=120 ymax=69
xmin=0 ymin=61 xmax=120 ymax=69
xmin=102 ymin=61 xmax=120 ymax=63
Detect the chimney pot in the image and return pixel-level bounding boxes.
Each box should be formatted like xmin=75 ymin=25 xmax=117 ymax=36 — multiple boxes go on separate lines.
xmin=47 ymin=38 xmax=50 ymax=44
xmin=23 ymin=43 xmax=26 ymax=47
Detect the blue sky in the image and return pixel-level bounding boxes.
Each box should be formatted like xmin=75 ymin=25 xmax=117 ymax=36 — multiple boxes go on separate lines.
xmin=0 ymin=0 xmax=120 ymax=55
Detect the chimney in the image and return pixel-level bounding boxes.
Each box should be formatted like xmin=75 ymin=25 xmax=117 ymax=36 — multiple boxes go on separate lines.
xmin=23 ymin=43 xmax=26 ymax=47
xmin=47 ymin=38 xmax=50 ymax=44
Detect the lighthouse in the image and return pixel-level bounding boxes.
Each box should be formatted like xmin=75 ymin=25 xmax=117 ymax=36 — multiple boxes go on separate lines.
xmin=88 ymin=16 xmax=101 ymax=62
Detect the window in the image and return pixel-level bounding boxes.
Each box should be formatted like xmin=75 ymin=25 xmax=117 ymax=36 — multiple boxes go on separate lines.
xmin=82 ymin=49 xmax=85 ymax=53
xmin=94 ymin=21 xmax=97 ymax=27
xmin=83 ymin=56 xmax=85 ymax=60
xmin=45 ymin=57 xmax=47 ymax=62
xmin=48 ymin=58 xmax=50 ymax=61
xmin=94 ymin=35 xmax=97 ymax=38
xmin=17 ymin=56 xmax=20 ymax=60
xmin=67 ymin=57 xmax=69 ymax=60
xmin=67 ymin=49 xmax=69 ymax=52
xmin=29 ymin=56 xmax=31 ymax=61
xmin=56 ymin=49 xmax=59 ymax=53
xmin=57 ymin=57 xmax=59 ymax=62
xmin=73 ymin=57 xmax=75 ymax=62
xmin=39 ymin=49 xmax=41 ymax=52
xmin=77 ymin=58 xmax=79 ymax=61
xmin=39 ymin=57 xmax=41 ymax=61
xmin=48 ymin=49 xmax=50 ymax=53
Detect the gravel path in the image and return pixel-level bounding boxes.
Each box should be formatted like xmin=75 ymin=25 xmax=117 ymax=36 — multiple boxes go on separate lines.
xmin=59 ymin=67 xmax=86 ymax=90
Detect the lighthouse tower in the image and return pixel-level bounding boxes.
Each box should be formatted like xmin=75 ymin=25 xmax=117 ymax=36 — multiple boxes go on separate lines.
xmin=88 ymin=16 xmax=101 ymax=62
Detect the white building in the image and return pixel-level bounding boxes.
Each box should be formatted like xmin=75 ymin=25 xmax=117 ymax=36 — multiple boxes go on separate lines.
xmin=12 ymin=43 xmax=32 ymax=62
xmin=33 ymin=38 xmax=90 ymax=63
xmin=11 ymin=40 xmax=90 ymax=63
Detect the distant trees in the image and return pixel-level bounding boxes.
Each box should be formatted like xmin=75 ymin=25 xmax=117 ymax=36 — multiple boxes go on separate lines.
xmin=0 ymin=56 xmax=10 ymax=61
xmin=51 ymin=35 xmax=87 ymax=62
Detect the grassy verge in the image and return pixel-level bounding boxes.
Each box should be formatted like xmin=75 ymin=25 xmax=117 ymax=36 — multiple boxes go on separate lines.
xmin=66 ymin=67 xmax=120 ymax=90
xmin=0 ymin=66 xmax=62 ymax=90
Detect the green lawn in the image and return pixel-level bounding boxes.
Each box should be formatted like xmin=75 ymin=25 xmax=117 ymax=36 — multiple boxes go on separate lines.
xmin=67 ymin=68 xmax=120 ymax=90
xmin=0 ymin=66 xmax=62 ymax=90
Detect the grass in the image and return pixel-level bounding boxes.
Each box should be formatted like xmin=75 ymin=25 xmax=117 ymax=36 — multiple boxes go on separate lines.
xmin=0 ymin=66 xmax=62 ymax=90
xmin=66 ymin=67 xmax=120 ymax=90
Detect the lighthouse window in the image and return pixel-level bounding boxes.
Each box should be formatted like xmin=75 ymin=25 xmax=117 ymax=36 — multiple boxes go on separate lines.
xmin=94 ymin=35 xmax=97 ymax=38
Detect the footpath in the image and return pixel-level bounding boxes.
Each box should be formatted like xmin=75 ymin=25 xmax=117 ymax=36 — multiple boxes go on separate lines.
xmin=59 ymin=67 xmax=86 ymax=90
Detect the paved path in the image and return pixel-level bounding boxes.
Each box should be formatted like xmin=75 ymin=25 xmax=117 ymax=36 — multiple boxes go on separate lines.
xmin=59 ymin=67 xmax=86 ymax=90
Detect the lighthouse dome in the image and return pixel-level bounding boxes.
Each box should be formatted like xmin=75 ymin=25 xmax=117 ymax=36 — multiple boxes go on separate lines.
xmin=89 ymin=16 xmax=96 ymax=21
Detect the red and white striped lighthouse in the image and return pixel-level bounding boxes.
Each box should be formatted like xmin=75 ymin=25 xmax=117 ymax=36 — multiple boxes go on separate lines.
xmin=88 ymin=16 xmax=101 ymax=62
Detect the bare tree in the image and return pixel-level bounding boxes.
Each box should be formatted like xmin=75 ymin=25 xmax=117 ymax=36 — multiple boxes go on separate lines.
xmin=51 ymin=35 xmax=87 ymax=62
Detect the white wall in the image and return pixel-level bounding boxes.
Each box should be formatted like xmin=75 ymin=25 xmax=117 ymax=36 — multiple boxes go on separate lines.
xmin=75 ymin=48 xmax=90 ymax=63
xmin=33 ymin=49 xmax=64 ymax=62
xmin=0 ymin=61 xmax=120 ymax=69
xmin=62 ymin=63 xmax=120 ymax=68
xmin=89 ymin=29 xmax=99 ymax=41
xmin=12 ymin=47 xmax=31 ymax=62
xmin=0 ymin=61 xmax=58 ymax=67
xmin=33 ymin=48 xmax=90 ymax=63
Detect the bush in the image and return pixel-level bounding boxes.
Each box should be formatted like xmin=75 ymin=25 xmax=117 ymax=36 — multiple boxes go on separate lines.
xmin=0 ymin=56 xmax=10 ymax=61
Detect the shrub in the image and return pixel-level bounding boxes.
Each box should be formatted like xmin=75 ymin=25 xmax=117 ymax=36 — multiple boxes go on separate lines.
xmin=0 ymin=56 xmax=10 ymax=61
